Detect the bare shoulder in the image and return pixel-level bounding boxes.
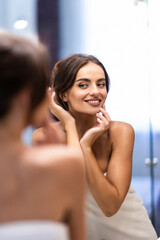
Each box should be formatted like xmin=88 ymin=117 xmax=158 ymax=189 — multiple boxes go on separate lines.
xmin=32 ymin=121 xmax=60 ymax=138
xmin=20 ymin=145 xmax=85 ymax=218
xmin=47 ymin=145 xmax=85 ymax=176
xmin=24 ymin=145 xmax=84 ymax=180
xmin=109 ymin=121 xmax=135 ymax=142
xmin=32 ymin=121 xmax=66 ymax=145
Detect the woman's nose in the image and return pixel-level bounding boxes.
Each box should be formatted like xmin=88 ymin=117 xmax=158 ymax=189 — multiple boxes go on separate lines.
xmin=90 ymin=85 xmax=99 ymax=95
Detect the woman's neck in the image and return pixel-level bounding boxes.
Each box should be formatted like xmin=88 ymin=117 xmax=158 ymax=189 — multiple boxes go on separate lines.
xmin=70 ymin=112 xmax=97 ymax=139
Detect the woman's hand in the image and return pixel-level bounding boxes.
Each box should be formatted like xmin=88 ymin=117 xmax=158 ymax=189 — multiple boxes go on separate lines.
xmin=48 ymin=88 xmax=75 ymax=130
xmin=80 ymin=106 xmax=111 ymax=147
xmin=33 ymin=89 xmax=78 ymax=147
xmin=48 ymin=88 xmax=82 ymax=150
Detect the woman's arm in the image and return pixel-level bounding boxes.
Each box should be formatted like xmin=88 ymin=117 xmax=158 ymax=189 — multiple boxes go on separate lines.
xmin=80 ymin=108 xmax=135 ymax=216
xmin=48 ymin=90 xmax=80 ymax=147
xmin=48 ymin=91 xmax=85 ymax=165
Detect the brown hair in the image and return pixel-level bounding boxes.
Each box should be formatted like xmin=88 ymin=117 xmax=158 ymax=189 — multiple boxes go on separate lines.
xmin=0 ymin=33 xmax=50 ymax=119
xmin=51 ymin=54 xmax=110 ymax=110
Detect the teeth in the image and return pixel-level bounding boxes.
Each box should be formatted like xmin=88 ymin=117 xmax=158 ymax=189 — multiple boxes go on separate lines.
xmin=87 ymin=100 xmax=99 ymax=103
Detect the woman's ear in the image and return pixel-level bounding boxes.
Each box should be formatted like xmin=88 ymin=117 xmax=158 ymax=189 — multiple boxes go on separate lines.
xmin=59 ymin=92 xmax=68 ymax=102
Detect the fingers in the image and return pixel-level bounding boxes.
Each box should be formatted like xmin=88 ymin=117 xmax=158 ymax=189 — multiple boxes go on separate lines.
xmin=48 ymin=88 xmax=55 ymax=102
xmin=99 ymin=107 xmax=111 ymax=122
xmin=48 ymin=87 xmax=56 ymax=101
xmin=96 ymin=113 xmax=110 ymax=127
xmin=48 ymin=88 xmax=59 ymax=110
xmin=96 ymin=117 xmax=103 ymax=124
xmin=96 ymin=108 xmax=111 ymax=130
xmin=48 ymin=89 xmax=61 ymax=118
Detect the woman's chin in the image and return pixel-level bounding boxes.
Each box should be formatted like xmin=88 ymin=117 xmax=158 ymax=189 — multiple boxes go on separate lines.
xmin=86 ymin=107 xmax=101 ymax=114
xmin=69 ymin=106 xmax=102 ymax=116
xmin=79 ymin=110 xmax=100 ymax=116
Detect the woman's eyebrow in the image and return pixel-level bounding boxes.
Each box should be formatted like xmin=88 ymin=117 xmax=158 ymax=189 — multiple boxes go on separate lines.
xmin=97 ymin=78 xmax=106 ymax=82
xmin=76 ymin=78 xmax=106 ymax=82
xmin=75 ymin=78 xmax=90 ymax=82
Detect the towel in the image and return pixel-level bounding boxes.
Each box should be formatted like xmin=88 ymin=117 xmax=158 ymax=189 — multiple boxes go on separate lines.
xmin=85 ymin=186 xmax=158 ymax=240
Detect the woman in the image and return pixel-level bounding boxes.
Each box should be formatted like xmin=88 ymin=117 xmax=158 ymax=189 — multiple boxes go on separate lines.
xmin=0 ymin=34 xmax=86 ymax=240
xmin=33 ymin=54 xmax=158 ymax=240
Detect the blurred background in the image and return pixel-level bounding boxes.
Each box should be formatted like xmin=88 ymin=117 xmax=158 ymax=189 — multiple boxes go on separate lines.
xmin=0 ymin=0 xmax=159 ymax=236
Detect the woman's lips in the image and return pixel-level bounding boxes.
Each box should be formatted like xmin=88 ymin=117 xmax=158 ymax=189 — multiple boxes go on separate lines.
xmin=84 ymin=99 xmax=101 ymax=106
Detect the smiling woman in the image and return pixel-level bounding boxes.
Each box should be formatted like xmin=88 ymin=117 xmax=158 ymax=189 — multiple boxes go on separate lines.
xmin=51 ymin=54 xmax=110 ymax=112
xmin=60 ymin=62 xmax=107 ymax=115
xmin=33 ymin=53 xmax=157 ymax=240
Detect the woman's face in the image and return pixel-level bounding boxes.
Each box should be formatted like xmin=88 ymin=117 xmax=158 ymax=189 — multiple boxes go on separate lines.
xmin=63 ymin=62 xmax=107 ymax=115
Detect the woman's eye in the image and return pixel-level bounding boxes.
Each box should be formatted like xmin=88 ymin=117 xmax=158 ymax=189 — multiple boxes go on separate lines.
xmin=78 ymin=84 xmax=88 ymax=88
xmin=98 ymin=83 xmax=106 ymax=87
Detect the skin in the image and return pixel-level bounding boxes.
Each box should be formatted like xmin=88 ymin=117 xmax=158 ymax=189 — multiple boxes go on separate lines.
xmin=33 ymin=62 xmax=135 ymax=217
xmin=0 ymin=89 xmax=86 ymax=240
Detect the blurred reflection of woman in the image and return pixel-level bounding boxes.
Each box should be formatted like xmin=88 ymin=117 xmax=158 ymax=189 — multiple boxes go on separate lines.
xmin=0 ymin=35 xmax=86 ymax=240
xmin=33 ymin=54 xmax=158 ymax=240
